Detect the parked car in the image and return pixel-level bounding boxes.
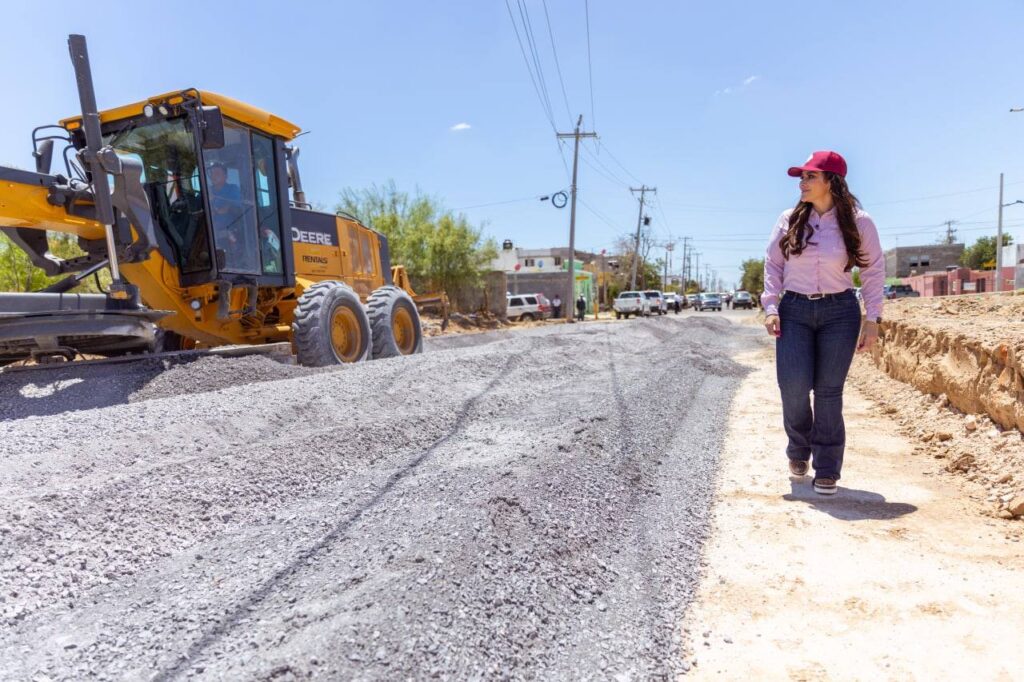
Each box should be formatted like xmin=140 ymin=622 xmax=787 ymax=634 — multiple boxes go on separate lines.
xmin=732 ymin=290 xmax=754 ymax=309
xmin=613 ymin=291 xmax=650 ymax=318
xmin=685 ymin=294 xmax=699 ymax=308
xmin=884 ymin=284 xmax=920 ymax=299
xmin=696 ymin=293 xmax=722 ymax=311
xmin=643 ymin=290 xmax=667 ymax=315
xmin=506 ymin=293 xmax=552 ymax=321
xmin=663 ymin=293 xmax=683 ymax=312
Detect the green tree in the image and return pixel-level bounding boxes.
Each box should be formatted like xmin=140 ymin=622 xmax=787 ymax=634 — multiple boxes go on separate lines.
xmin=336 ymin=181 xmax=496 ymax=293
xmin=739 ymin=258 xmax=765 ymax=297
xmin=960 ymin=234 xmax=1014 ymax=270
xmin=0 ymin=231 xmax=108 ymax=293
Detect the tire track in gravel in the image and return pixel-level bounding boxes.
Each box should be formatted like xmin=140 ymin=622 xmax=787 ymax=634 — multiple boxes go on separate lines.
xmin=151 ymin=351 xmax=527 ymax=681
xmin=0 ymin=352 xmax=489 ymax=628
xmin=1 ymin=316 xmax=760 ymax=680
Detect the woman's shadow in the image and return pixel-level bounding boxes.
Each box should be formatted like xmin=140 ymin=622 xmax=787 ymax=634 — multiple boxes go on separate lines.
xmin=783 ymin=479 xmax=917 ymax=521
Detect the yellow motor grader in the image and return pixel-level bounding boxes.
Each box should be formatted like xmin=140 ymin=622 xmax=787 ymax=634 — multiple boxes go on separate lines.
xmin=0 ymin=35 xmax=434 ymax=366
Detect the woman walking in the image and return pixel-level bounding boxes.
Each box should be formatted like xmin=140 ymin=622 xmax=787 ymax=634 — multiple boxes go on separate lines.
xmin=761 ymin=151 xmax=884 ymax=495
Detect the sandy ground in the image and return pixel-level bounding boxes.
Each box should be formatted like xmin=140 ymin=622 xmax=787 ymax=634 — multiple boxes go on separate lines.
xmin=684 ymin=341 xmax=1024 ymax=681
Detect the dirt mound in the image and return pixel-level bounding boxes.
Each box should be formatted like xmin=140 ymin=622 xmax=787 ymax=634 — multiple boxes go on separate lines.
xmin=128 ymin=354 xmax=321 ymax=403
xmin=872 ymin=293 xmax=1024 ymax=432
xmin=849 ymin=357 xmax=1024 ymax=519
xmin=420 ymin=312 xmax=515 ymax=337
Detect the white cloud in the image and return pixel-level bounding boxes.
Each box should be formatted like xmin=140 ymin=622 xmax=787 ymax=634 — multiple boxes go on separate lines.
xmin=450 ymin=122 xmax=471 ymax=131
xmin=715 ymin=75 xmax=760 ymax=96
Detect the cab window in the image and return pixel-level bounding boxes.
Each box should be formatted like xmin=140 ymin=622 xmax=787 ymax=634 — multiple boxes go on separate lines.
xmin=203 ymin=121 xmax=259 ymax=274
xmin=251 ymin=133 xmax=283 ymax=275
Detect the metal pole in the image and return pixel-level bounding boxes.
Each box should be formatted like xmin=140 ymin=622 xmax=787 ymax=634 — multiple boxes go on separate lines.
xmin=996 ymin=172 xmax=1004 ymax=293
xmin=67 ymin=35 xmax=123 ymax=288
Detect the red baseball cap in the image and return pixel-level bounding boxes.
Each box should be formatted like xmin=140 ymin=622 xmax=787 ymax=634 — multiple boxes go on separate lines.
xmin=787 ymin=150 xmax=847 ymax=178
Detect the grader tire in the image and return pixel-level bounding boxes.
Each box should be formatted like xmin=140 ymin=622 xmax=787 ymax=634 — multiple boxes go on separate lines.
xmin=367 ymin=285 xmax=423 ymax=359
xmin=292 ymin=281 xmax=372 ymax=366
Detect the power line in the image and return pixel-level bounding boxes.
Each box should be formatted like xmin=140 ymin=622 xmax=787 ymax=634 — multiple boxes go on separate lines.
xmin=578 ymin=197 xmax=621 ymax=232
xmin=453 ymin=194 xmax=548 ymax=211
xmin=584 ymin=0 xmax=596 ymax=129
xmin=594 ymin=143 xmax=643 ymax=184
xmin=578 ymin=148 xmax=630 ymax=188
xmin=689 ymin=221 xmax=1024 ymax=244
xmin=518 ymin=0 xmax=557 ymax=126
xmin=650 ymin=195 xmax=675 ymax=240
xmin=580 ymin=144 xmax=632 ymax=187
xmin=541 ymin=0 xmax=573 ymax=126
xmin=504 ymin=0 xmax=557 ymax=131
xmin=503 ymin=0 xmax=573 ymax=183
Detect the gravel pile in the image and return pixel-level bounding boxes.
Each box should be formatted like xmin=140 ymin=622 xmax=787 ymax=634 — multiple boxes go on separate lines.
xmin=0 ymin=315 xmax=758 ymax=680
xmin=128 ymin=354 xmax=321 ymax=403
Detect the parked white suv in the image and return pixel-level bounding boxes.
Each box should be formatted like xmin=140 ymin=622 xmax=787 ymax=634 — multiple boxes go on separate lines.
xmin=506 ymin=293 xmax=552 ymax=321
xmin=613 ymin=291 xmax=649 ymax=319
xmin=643 ymin=290 xmax=667 ymax=315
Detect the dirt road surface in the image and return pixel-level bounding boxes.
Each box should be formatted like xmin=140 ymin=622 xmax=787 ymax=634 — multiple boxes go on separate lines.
xmin=0 ymin=314 xmax=754 ymax=680
xmin=686 ymin=339 xmax=1024 ymax=680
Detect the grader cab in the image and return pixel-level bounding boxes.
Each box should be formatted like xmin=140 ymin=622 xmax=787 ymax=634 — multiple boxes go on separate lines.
xmin=0 ymin=35 xmax=431 ymax=366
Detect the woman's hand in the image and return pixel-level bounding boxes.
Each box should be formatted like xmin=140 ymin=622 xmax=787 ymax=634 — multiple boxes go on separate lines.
xmin=857 ymin=320 xmax=879 ymax=352
xmin=764 ymin=314 xmax=781 ymax=338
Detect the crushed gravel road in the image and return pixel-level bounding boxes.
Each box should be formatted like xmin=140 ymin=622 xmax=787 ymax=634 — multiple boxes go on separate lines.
xmin=0 ymin=314 xmax=758 ymax=680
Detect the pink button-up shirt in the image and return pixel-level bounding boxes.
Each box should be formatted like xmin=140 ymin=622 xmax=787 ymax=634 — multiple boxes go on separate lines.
xmin=761 ymin=207 xmax=884 ymax=320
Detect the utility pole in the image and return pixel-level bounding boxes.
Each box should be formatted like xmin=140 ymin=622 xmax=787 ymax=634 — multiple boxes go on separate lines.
xmin=664 ymin=241 xmax=674 ymax=291
xmin=694 ymin=251 xmax=701 ymax=291
xmin=941 ymin=220 xmax=958 ymax=245
xmin=997 ymin=173 xmax=1005 ymax=292
xmin=680 ymin=237 xmax=691 ymax=293
xmin=556 ymin=115 xmax=598 ymax=321
xmin=629 ymin=186 xmax=656 ymax=290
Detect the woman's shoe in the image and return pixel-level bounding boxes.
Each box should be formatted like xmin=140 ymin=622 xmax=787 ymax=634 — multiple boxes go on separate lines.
xmin=813 ymin=478 xmax=838 ymax=495
xmin=789 ymin=460 xmax=809 ymax=477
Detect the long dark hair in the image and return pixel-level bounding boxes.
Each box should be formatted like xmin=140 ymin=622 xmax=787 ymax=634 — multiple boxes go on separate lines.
xmin=781 ymin=172 xmax=868 ymax=271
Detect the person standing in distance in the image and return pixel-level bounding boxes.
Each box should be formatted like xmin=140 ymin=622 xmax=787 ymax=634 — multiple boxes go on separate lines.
xmin=761 ymin=151 xmax=884 ymax=495
xmin=552 ymin=294 xmax=563 ymax=320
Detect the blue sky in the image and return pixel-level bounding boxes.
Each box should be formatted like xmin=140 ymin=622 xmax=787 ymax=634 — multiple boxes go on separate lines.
xmin=2 ymin=1 xmax=1023 ymax=288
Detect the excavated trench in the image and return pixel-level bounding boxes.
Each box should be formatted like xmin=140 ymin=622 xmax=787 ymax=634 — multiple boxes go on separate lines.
xmin=871 ymin=295 xmax=1024 ymax=433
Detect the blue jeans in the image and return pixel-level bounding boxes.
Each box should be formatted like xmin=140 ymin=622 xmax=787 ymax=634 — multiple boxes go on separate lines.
xmin=776 ymin=290 xmax=862 ymax=480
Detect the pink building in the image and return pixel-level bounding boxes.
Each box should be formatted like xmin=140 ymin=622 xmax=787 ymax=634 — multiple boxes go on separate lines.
xmin=900 ymin=266 xmax=1016 ymax=296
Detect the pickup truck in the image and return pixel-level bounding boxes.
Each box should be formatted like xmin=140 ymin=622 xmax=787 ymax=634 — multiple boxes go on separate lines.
xmin=613 ymin=291 xmax=649 ymax=319
xmin=643 ymin=290 xmax=667 ymax=315
xmin=884 ymin=284 xmax=920 ymax=299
